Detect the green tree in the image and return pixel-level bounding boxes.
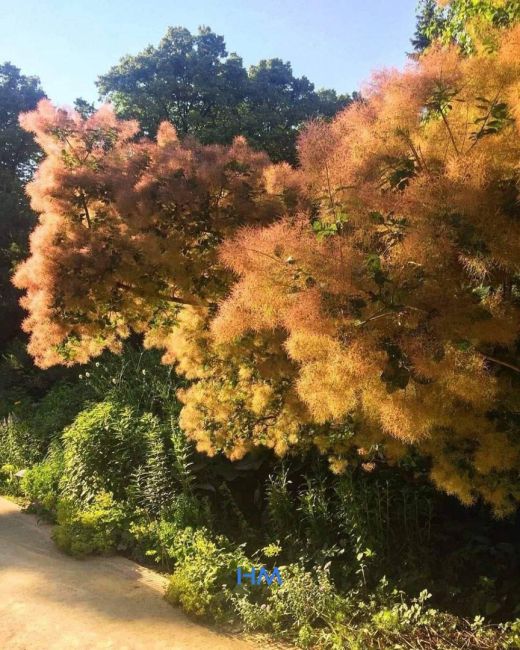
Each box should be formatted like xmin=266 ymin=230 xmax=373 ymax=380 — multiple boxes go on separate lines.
xmin=412 ymin=0 xmax=442 ymax=51
xmin=97 ymin=26 xmax=349 ymax=163
xmin=413 ymin=0 xmax=520 ymax=53
xmin=241 ymin=58 xmax=347 ymax=164
xmin=73 ymin=97 xmax=96 ymax=119
xmin=0 ymin=62 xmax=45 ymax=346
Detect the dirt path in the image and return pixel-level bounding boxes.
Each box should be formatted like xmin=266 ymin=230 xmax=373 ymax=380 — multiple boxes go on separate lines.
xmin=0 ymin=497 xmax=258 ymax=649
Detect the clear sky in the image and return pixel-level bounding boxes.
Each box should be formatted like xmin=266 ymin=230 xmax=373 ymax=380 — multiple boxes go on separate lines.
xmin=0 ymin=0 xmax=418 ymax=106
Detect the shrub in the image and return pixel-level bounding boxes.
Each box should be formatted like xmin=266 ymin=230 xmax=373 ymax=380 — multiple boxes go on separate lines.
xmin=232 ymin=563 xmax=346 ymax=644
xmin=25 ymin=381 xmax=88 ymax=449
xmin=79 ymin=346 xmax=180 ymax=417
xmin=127 ymin=496 xmax=212 ymax=569
xmin=21 ymin=445 xmax=64 ymax=514
xmin=165 ymin=529 xmax=250 ymax=620
xmin=0 ymin=380 xmax=90 ymax=468
xmin=127 ymin=425 xmax=180 ymax=517
xmin=0 ymin=463 xmax=21 ymax=495
xmin=61 ymin=401 xmax=158 ymax=503
xmin=52 ymin=491 xmax=126 ymax=557
xmin=233 ymin=569 xmax=511 ymax=649
xmin=127 ymin=515 xmax=181 ymax=569
xmin=0 ymin=414 xmax=36 ymax=469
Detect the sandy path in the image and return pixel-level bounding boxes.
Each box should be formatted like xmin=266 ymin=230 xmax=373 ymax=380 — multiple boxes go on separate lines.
xmin=0 ymin=497 xmax=258 ymax=649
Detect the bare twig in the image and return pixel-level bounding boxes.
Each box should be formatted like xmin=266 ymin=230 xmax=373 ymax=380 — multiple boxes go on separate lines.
xmin=479 ymin=353 xmax=520 ymax=374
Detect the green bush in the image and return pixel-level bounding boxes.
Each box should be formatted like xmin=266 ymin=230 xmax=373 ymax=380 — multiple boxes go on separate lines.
xmin=0 ymin=463 xmax=21 ymax=495
xmin=52 ymin=491 xmax=126 ymax=557
xmin=79 ymin=346 xmax=181 ymax=416
xmin=232 ymin=563 xmax=346 ymax=646
xmin=128 ymin=496 xmax=212 ymax=567
xmin=165 ymin=528 xmax=250 ymax=620
xmin=232 ymin=567 xmax=512 ymax=649
xmin=0 ymin=414 xmax=36 ymax=470
xmin=21 ymin=446 xmax=64 ymax=515
xmin=25 ymin=381 xmax=88 ymax=448
xmin=0 ymin=380 xmax=90 ymax=469
xmin=61 ymin=401 xmax=158 ymax=503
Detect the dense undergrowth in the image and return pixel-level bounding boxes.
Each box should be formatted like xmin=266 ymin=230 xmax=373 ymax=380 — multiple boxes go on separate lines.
xmin=1 ymin=343 xmax=520 ymax=649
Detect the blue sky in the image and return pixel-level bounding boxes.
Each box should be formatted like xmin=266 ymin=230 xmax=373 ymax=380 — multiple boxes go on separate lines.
xmin=0 ymin=0 xmax=418 ymax=106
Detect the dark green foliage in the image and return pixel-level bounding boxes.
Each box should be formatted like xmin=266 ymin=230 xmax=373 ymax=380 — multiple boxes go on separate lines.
xmin=129 ymin=429 xmax=176 ymax=516
xmin=412 ymin=0 xmax=443 ymax=51
xmin=0 ymin=414 xmax=36 ymax=470
xmin=0 ymin=63 xmax=45 ymax=347
xmin=260 ymin=459 xmax=520 ymax=624
xmin=265 ymin=464 xmax=298 ymax=541
xmin=239 ymin=58 xmax=348 ymax=164
xmin=97 ymin=26 xmax=350 ymax=163
xmin=0 ymin=377 xmax=92 ymax=472
xmin=73 ymin=97 xmax=96 ymax=119
xmin=78 ymin=345 xmax=180 ymax=417
xmin=98 ymin=27 xmax=247 ymax=142
xmin=170 ymin=422 xmax=197 ymax=494
xmin=263 ymin=462 xmax=435 ymax=587
xmin=61 ymin=400 xmax=157 ymax=503
xmin=0 ymin=338 xmax=80 ymax=419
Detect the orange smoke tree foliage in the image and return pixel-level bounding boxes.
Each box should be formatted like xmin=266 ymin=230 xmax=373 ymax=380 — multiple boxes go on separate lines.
xmin=14 ymin=26 xmax=520 ymax=513
xmin=14 ymin=101 xmax=287 ymax=366
xmin=178 ymin=27 xmax=520 ymax=513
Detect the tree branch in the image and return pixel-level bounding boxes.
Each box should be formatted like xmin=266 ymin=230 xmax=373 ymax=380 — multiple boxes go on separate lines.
xmin=115 ymin=281 xmax=198 ymax=306
xmin=79 ymin=191 xmax=92 ymax=228
xmin=479 ymin=353 xmax=520 ymax=374
xmin=440 ymin=108 xmax=460 ymax=156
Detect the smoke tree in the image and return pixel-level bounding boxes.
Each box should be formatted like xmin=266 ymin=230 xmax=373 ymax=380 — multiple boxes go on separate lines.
xmin=15 ymin=25 xmax=520 ymax=513
xmin=14 ymin=101 xmax=288 ymax=366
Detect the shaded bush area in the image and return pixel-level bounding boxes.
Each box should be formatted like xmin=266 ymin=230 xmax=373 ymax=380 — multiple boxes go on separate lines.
xmin=2 ymin=345 xmax=520 ymax=648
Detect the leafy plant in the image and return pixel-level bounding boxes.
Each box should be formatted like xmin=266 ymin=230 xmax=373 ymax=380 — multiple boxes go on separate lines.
xmin=60 ymin=400 xmax=157 ymax=503
xmin=165 ymin=528 xmax=249 ymax=620
xmin=52 ymin=491 xmax=126 ymax=557
xmin=21 ymin=444 xmax=64 ymax=515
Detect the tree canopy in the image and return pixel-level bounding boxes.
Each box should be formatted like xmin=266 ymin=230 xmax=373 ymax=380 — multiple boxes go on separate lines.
xmin=180 ymin=26 xmax=520 ymax=512
xmin=0 ymin=62 xmax=45 ymax=346
xmin=14 ymin=23 xmax=520 ymax=514
xmin=13 ymin=101 xmax=289 ymax=365
xmin=413 ymin=0 xmax=520 ymax=52
xmin=97 ymin=26 xmax=350 ymax=164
